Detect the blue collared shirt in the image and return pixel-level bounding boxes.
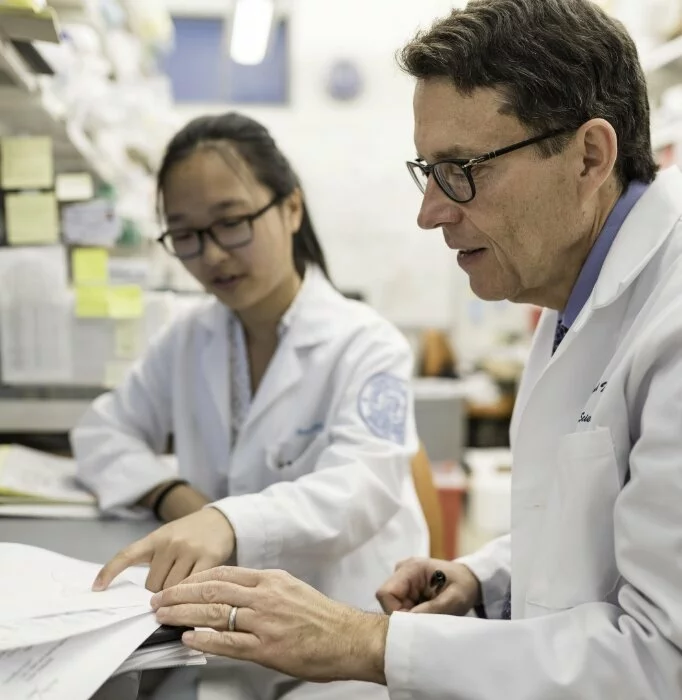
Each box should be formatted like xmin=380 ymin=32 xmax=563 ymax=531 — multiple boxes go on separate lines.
xmin=560 ymin=181 xmax=649 ymax=329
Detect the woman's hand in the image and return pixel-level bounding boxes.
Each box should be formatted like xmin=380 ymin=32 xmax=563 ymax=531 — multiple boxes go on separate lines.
xmin=376 ymin=557 xmax=481 ymax=615
xmin=151 ymin=567 xmax=389 ymax=685
xmin=93 ymin=508 xmax=235 ymax=592
xmin=138 ymin=482 xmax=211 ymax=522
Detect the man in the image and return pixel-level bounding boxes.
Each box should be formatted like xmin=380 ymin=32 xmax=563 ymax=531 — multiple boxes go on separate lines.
xmin=146 ymin=0 xmax=682 ymax=697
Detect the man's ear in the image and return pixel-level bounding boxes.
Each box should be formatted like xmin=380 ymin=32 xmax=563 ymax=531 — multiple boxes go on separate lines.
xmin=575 ymin=118 xmax=619 ymax=198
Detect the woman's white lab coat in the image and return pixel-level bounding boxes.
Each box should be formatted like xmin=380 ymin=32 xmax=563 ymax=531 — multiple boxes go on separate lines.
xmin=73 ymin=267 xmax=427 ymax=699
xmin=384 ymin=167 xmax=682 ymax=699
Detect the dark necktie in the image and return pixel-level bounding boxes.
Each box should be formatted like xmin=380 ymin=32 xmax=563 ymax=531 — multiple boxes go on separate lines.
xmin=500 ymin=319 xmax=569 ymax=620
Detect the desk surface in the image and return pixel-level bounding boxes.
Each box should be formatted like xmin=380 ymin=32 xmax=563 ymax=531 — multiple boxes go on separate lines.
xmin=0 ymin=518 xmax=157 ymax=563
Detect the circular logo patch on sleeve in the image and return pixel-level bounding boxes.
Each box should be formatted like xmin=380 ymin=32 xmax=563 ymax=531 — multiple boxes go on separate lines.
xmin=357 ymin=372 xmax=409 ymax=444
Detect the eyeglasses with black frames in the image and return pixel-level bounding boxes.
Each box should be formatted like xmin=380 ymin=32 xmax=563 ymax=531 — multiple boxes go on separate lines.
xmin=158 ymin=195 xmax=282 ymax=260
xmin=406 ymin=128 xmax=571 ymax=204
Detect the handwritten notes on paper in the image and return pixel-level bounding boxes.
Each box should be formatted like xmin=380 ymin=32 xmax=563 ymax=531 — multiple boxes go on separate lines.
xmin=62 ymin=199 xmax=121 ymax=247
xmin=0 ymin=445 xmax=95 ymax=505
xmin=0 ymin=544 xmax=205 ymax=698
xmin=0 ymin=247 xmax=72 ymax=383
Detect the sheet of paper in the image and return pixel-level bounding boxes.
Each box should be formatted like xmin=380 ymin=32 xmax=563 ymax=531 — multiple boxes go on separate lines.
xmin=0 ymin=445 xmax=95 ymax=504
xmin=0 ymin=544 xmax=152 ymax=625
xmin=56 ymin=172 xmax=94 ymax=202
xmin=0 ymin=247 xmax=72 ymax=383
xmin=0 ymin=503 xmax=100 ymax=519
xmin=0 ymin=606 xmax=151 ymax=650
xmin=108 ymin=285 xmax=143 ymax=319
xmin=75 ymin=285 xmax=109 ymax=317
xmin=114 ymin=319 xmax=140 ymax=359
xmin=108 ymin=256 xmax=151 ymax=286
xmin=1 ymin=136 xmax=53 ymax=189
xmin=5 ymin=191 xmax=59 ymax=245
xmin=0 ymin=613 xmax=160 ymax=700
xmin=72 ymin=247 xmax=109 ymax=285
xmin=115 ymin=644 xmax=206 ymax=674
xmin=61 ymin=198 xmax=121 ymax=246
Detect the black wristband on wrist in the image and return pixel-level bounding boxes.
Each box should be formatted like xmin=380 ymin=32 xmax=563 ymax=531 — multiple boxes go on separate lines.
xmin=152 ymin=479 xmax=189 ymax=521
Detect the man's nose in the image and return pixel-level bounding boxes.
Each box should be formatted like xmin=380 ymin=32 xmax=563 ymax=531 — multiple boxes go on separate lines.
xmin=417 ymin=177 xmax=465 ymax=230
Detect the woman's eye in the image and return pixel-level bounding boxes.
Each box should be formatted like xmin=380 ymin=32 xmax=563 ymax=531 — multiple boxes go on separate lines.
xmin=170 ymin=231 xmax=194 ymax=241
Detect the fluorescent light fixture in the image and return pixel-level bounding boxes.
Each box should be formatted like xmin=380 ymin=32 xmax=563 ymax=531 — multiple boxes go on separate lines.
xmin=230 ymin=0 xmax=275 ymax=66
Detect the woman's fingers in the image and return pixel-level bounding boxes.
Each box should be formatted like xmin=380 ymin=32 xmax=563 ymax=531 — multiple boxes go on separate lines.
xmin=189 ymin=557 xmax=219 ymax=578
xmin=93 ymin=537 xmax=155 ymax=591
xmin=145 ymin=550 xmax=177 ymax=593
xmin=162 ymin=557 xmax=196 ymax=590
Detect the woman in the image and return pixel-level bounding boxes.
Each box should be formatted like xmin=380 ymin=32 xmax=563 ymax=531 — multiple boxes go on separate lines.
xmin=72 ymin=113 xmax=428 ymax=699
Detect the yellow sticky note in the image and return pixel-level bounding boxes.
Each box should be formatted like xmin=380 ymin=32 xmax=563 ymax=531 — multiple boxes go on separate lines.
xmin=5 ymin=192 xmax=59 ymax=245
xmin=72 ymin=248 xmax=109 ymax=285
xmin=1 ymin=136 xmax=53 ymax=189
xmin=56 ymin=173 xmax=94 ymax=202
xmin=114 ymin=320 xmax=140 ymax=359
xmin=104 ymin=361 xmax=130 ymax=389
xmin=108 ymin=286 xmax=143 ymax=319
xmin=75 ymin=286 xmax=109 ymax=318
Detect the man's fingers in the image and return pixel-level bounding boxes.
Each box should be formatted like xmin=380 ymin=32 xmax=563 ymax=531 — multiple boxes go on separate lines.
xmin=93 ymin=539 xmax=154 ymax=591
xmin=181 ymin=629 xmax=260 ymax=661
xmin=182 ymin=566 xmax=261 ymax=588
xmin=411 ymin=599 xmax=445 ymax=614
xmin=156 ymin=603 xmax=255 ymax=631
xmin=412 ymin=590 xmax=463 ymax=616
xmin=151 ymin=580 xmax=255 ymax=611
xmin=376 ymin=590 xmax=404 ymax=614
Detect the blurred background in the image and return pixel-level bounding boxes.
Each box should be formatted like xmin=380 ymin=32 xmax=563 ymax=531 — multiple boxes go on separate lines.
xmin=0 ymin=0 xmax=679 ymax=556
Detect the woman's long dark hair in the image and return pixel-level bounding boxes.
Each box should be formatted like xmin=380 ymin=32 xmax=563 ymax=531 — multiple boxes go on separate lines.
xmin=157 ymin=112 xmax=330 ymax=279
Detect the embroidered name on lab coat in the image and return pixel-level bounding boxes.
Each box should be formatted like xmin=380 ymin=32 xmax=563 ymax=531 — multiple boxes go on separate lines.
xmin=357 ymin=372 xmax=408 ymax=444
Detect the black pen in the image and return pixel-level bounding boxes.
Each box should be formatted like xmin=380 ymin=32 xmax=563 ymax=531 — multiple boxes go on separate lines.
xmin=416 ymin=569 xmax=447 ymax=605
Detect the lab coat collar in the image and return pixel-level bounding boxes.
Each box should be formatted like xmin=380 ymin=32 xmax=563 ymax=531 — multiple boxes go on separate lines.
xmin=198 ymin=265 xmax=343 ymax=438
xmin=573 ymin=167 xmax=682 ymax=332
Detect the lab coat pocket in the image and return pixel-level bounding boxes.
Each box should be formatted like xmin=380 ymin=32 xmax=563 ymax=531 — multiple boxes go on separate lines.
xmin=265 ymin=432 xmax=329 ymax=481
xmin=526 ymin=427 xmax=620 ymax=610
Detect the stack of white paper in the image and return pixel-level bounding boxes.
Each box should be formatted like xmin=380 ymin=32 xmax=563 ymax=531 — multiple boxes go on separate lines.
xmin=0 ymin=543 xmax=205 ymax=700
xmin=0 ymin=445 xmax=99 ymax=519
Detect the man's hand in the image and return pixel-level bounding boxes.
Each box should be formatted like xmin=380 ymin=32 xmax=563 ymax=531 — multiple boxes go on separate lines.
xmin=151 ymin=567 xmax=390 ymax=685
xmin=376 ymin=557 xmax=482 ymax=615
xmin=93 ymin=508 xmax=235 ymax=592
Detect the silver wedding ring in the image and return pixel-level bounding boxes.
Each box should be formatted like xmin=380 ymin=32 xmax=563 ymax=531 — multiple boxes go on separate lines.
xmin=227 ymin=606 xmax=239 ymax=632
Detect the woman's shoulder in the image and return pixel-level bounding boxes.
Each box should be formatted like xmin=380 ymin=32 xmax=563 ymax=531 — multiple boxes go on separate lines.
xmin=301 ymin=270 xmax=408 ymax=349
xmin=147 ymin=293 xmax=225 ymax=349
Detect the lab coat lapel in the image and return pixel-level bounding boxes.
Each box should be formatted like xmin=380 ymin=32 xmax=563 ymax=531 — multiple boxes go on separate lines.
xmin=197 ymin=301 xmax=231 ymax=458
xmin=513 ymin=167 xmax=682 ymax=440
xmin=244 ymin=337 xmax=304 ymax=432
xmin=239 ymin=267 xmax=338 ymax=436
xmin=573 ymin=167 xmax=682 ymax=333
